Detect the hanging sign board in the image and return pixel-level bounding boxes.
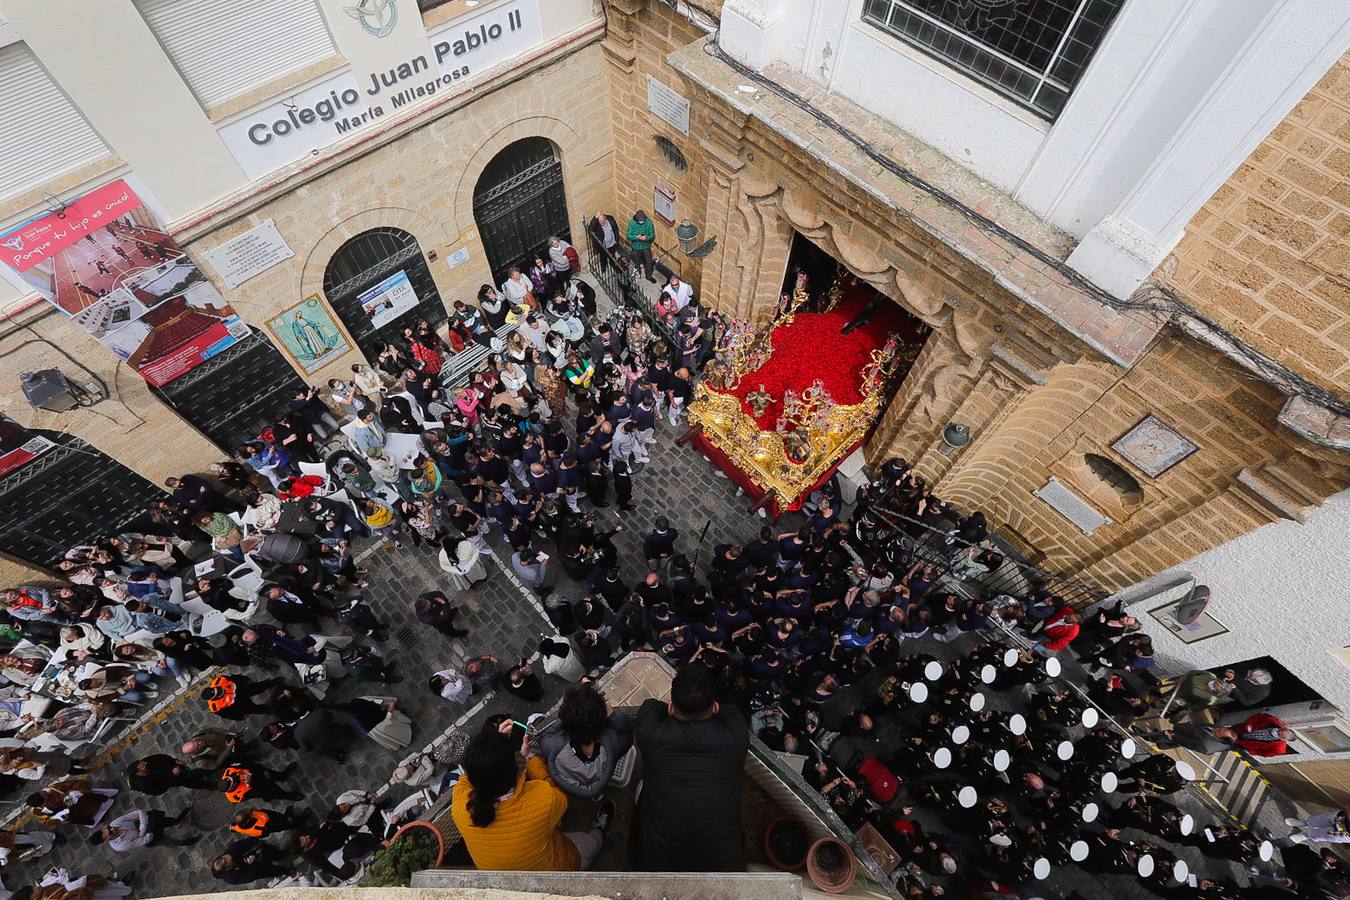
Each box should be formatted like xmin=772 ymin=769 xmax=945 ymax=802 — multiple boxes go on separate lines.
xmin=0 ymin=179 xmax=248 ymax=387
xmin=654 ymin=184 xmax=677 ymax=226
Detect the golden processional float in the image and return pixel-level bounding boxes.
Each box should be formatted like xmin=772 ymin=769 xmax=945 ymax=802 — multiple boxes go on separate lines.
xmin=688 ymin=276 xmax=909 ymax=512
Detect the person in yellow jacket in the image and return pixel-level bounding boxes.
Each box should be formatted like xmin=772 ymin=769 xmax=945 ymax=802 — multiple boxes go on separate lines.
xmin=451 ymin=718 xmax=614 ymax=871
xmin=359 ymin=498 xmax=404 ymax=550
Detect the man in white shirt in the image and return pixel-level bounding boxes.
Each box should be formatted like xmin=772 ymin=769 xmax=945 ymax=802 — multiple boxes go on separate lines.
xmin=662 ymin=275 xmax=694 ymax=312
xmin=94 ymin=807 xmax=199 ymax=852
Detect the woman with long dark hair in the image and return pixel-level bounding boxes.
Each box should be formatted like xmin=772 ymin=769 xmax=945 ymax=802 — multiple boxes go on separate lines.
xmin=450 ymin=720 xmax=613 ymax=871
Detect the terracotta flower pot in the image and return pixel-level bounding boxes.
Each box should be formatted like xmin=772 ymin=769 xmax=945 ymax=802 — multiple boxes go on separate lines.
xmin=762 ymin=815 xmax=810 ymax=872
xmin=806 ymin=836 xmax=857 ymax=894
xmin=387 ymin=820 xmax=446 ymax=868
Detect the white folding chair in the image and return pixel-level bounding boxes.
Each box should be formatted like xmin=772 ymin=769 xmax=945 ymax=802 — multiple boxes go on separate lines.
xmin=227 ymin=511 xmax=253 ymax=539
xmin=298 ymin=461 xmax=334 ymax=495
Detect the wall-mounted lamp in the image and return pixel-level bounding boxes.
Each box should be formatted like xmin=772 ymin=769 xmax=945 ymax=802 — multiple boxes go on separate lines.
xmin=674 ymin=218 xmax=718 ymax=258
xmin=939 ymin=422 xmax=971 ymax=456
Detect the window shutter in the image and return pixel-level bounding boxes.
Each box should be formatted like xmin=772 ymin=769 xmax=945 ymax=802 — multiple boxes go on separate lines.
xmin=136 ymin=0 xmax=338 ymax=109
xmin=0 ymin=44 xmax=111 ymax=203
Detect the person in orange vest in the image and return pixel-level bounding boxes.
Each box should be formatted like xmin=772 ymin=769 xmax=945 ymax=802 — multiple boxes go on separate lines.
xmin=220 ymin=762 xmax=303 ymax=803
xmin=201 ymin=674 xmax=282 ymax=721
xmin=229 ymin=806 xmax=308 ymax=839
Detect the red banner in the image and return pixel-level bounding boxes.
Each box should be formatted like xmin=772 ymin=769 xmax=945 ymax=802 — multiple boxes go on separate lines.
xmin=0 ymin=180 xmax=249 ymax=386
xmin=0 ymin=417 xmax=54 ymax=478
xmin=0 ymin=180 xmax=142 ymax=273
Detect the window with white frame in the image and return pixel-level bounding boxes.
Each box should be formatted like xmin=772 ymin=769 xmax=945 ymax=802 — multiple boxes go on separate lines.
xmin=136 ymin=0 xmax=339 ymax=110
xmin=0 ymin=43 xmax=111 ymax=203
xmin=861 ymin=0 xmax=1124 ymax=120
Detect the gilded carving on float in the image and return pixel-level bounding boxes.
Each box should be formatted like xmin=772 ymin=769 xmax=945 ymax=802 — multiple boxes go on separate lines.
xmin=690 ymin=277 xmax=907 ymax=508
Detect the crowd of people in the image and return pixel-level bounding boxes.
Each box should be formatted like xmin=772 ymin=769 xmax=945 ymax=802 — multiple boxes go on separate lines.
xmin=0 ymin=221 xmax=1343 ymax=899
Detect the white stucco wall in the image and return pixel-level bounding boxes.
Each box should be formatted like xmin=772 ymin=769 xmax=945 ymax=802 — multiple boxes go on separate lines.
xmin=721 ymin=0 xmax=1350 ymax=297
xmin=1109 ymin=489 xmax=1350 ymax=714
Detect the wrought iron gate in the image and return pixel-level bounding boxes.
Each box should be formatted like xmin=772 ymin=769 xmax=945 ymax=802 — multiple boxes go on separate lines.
xmin=0 ymin=435 xmax=162 ymax=568
xmin=473 ymin=138 xmax=570 ymax=286
xmin=323 ymin=227 xmax=446 ymax=359
xmin=152 ymin=333 xmax=305 ymax=451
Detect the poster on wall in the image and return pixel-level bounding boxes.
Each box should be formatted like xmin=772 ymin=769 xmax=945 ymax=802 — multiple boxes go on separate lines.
xmin=265 ymin=294 xmax=351 ymax=374
xmin=357 ymin=270 xmax=419 ymax=329
xmin=0 ymin=179 xmax=250 ymax=387
xmin=0 ymin=416 xmax=54 ymax=478
xmin=654 ymin=184 xmax=677 ymax=226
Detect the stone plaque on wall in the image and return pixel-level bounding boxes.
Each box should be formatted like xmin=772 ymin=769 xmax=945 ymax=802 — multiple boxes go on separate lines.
xmin=1034 ymin=477 xmax=1112 ymax=535
xmin=647 ymin=75 xmax=691 ymax=135
xmin=203 ymin=220 xmax=295 ymax=289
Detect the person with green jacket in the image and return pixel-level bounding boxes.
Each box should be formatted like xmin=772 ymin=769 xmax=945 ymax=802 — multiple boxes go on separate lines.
xmin=627 ymin=210 xmax=656 ymax=282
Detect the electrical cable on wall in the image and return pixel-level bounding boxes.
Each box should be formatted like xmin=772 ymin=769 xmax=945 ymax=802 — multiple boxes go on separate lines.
xmin=626 ymin=1 xmax=1350 ymax=425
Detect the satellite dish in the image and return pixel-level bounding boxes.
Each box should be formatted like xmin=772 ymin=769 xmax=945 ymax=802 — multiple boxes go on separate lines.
xmin=1008 ymin=713 xmax=1027 ymax=736
xmin=1172 ymin=584 xmax=1210 ymax=625
xmin=1100 ymin=771 xmax=1118 ymax=793
xmin=1173 ymin=860 xmax=1189 ymax=883
xmin=1045 ymin=657 xmax=1061 ymax=677
xmin=1174 ymin=760 xmax=1197 ymax=781
xmin=1070 ymin=840 xmax=1089 ymax=862
xmin=1137 ymin=854 xmax=1154 ymax=878
xmin=957 ymin=786 xmax=978 ymax=808
xmin=1120 ymin=738 xmax=1137 ymax=759
xmin=951 ymin=725 xmax=970 ymax=745
xmin=969 ymin=692 xmax=986 ymax=712
xmin=1258 ymin=840 xmax=1274 ymax=862
xmin=909 ymin=682 xmax=929 ymax=704
xmin=1179 ymin=814 xmax=1194 ymax=836
xmin=993 ymin=749 xmax=1010 ymax=772
xmin=980 ymin=664 xmax=997 ymax=684
xmin=1033 ymin=858 xmax=1051 ymax=880
xmin=924 ymin=660 xmax=944 ymax=682
xmin=1056 ymin=740 xmax=1074 ymax=761
xmin=1081 ymin=708 xmax=1099 ymax=728
xmin=933 ymin=747 xmax=952 ymax=769
xmin=1002 ymin=648 xmax=1019 ymax=667
xmin=1081 ymin=802 xmax=1099 ymax=823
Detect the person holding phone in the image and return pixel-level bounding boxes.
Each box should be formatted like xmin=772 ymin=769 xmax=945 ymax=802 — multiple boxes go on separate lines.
xmin=451 ymin=718 xmax=615 ymax=871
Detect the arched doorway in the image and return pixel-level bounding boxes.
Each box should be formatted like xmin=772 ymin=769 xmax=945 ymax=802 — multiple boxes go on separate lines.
xmin=153 ymin=333 xmax=305 ymax=451
xmin=323 ymin=227 xmax=445 ymax=360
xmin=472 ymin=137 xmax=570 ymax=286
xmin=0 ymin=432 xmax=162 ymax=567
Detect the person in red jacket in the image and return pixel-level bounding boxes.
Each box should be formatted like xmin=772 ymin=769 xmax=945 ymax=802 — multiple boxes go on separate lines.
xmin=1231 ymin=712 xmax=1296 ymax=757
xmin=1033 ymin=607 xmax=1080 ymax=655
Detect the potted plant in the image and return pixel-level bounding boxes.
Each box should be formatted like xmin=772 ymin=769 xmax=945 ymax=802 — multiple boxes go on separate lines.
xmin=363 ymin=820 xmax=445 ymax=887
xmin=763 ymin=816 xmax=810 ymax=872
xmin=806 ymin=836 xmax=857 ymax=894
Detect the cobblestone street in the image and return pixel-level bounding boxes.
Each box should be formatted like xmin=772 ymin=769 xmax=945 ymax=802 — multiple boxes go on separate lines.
xmin=2 ymin=388 xmax=777 ymax=898
xmin=5 ymin=405 xmax=1297 ymax=898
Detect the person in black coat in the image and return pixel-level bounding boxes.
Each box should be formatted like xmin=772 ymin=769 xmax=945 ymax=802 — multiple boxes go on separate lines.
xmin=212 ymin=836 xmax=293 ymax=885
xmin=643 ymin=517 xmax=678 ymax=572
xmin=583 ymin=459 xmax=609 ymax=508
xmin=414 ymin=591 xmax=469 ymax=638
xmin=296 ymin=820 xmax=379 ymax=880
xmin=128 ymin=754 xmax=216 ymax=795
xmin=612 ymin=458 xmax=634 ymax=511
xmin=166 ymin=473 xmax=241 ymax=514
xmin=630 ymin=665 xmax=749 ymax=872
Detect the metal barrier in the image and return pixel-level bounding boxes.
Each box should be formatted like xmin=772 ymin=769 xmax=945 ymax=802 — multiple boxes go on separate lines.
xmin=582 ymin=224 xmax=679 ymax=353
xmin=855 ymin=485 xmax=1109 ymax=610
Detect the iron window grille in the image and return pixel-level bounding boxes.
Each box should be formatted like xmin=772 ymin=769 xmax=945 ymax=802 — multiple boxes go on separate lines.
xmin=861 ymin=0 xmax=1123 ymax=120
